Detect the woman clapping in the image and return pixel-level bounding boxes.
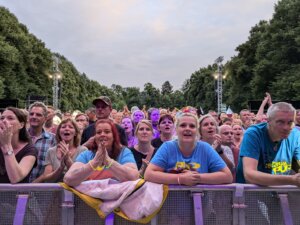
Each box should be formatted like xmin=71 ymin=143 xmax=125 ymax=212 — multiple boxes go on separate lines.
xmin=33 ymin=118 xmax=86 ymax=182
xmin=64 ymin=119 xmax=138 ymax=187
xmin=0 ymin=107 xmax=36 ymax=183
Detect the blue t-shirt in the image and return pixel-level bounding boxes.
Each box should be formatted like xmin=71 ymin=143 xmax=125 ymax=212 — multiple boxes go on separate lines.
xmin=76 ymin=147 xmax=136 ymax=165
xmin=236 ymin=123 xmax=300 ymax=183
xmin=150 ymin=140 xmax=226 ymax=173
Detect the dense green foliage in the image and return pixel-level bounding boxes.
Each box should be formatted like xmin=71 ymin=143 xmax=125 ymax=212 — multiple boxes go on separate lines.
xmin=0 ymin=7 xmax=112 ymax=111
xmin=183 ymin=0 xmax=300 ymax=112
xmin=1 ymin=0 xmax=299 ymax=113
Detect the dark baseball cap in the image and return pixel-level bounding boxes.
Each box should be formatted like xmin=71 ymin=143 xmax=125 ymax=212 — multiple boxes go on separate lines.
xmin=92 ymin=96 xmax=112 ymax=106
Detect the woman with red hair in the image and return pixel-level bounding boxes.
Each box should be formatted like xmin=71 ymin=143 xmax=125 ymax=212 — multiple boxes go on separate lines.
xmin=64 ymin=119 xmax=139 ymax=187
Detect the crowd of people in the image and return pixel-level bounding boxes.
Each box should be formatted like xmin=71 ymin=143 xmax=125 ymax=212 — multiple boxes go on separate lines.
xmin=1 ymin=92 xmax=300 ymax=188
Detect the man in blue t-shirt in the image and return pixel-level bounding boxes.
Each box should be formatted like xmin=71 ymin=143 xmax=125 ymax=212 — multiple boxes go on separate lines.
xmin=237 ymin=102 xmax=300 ymax=186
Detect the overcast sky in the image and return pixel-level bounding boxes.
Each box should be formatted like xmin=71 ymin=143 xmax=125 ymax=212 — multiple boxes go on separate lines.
xmin=0 ymin=0 xmax=278 ymax=90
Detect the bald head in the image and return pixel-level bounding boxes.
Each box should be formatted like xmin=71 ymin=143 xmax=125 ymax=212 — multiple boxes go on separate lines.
xmin=219 ymin=124 xmax=233 ymax=146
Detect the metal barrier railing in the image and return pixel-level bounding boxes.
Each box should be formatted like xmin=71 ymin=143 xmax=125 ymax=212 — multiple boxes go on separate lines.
xmin=0 ymin=184 xmax=299 ymax=225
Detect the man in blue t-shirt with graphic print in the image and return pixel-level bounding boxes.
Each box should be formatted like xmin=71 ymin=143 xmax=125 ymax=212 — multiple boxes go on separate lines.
xmin=237 ymin=102 xmax=300 ymax=186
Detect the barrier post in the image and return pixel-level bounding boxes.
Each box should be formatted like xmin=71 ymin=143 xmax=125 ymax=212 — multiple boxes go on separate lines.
xmin=193 ymin=192 xmax=204 ymax=225
xmin=232 ymin=184 xmax=246 ymax=225
xmin=61 ymin=190 xmax=74 ymax=225
xmin=278 ymin=193 xmax=293 ymax=225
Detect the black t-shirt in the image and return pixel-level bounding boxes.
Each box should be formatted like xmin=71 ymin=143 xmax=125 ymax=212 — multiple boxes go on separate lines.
xmin=0 ymin=143 xmax=37 ymax=183
xmin=130 ymin=147 xmax=157 ymax=170
xmin=151 ymin=138 xmax=164 ymax=149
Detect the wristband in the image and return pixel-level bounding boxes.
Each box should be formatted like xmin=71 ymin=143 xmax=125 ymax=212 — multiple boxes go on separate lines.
xmin=177 ymin=174 xmax=181 ymax=185
xmin=88 ymin=161 xmax=104 ymax=171
xmin=105 ymin=160 xmax=114 ymax=169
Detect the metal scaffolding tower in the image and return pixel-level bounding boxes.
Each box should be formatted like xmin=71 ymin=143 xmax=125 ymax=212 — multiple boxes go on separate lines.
xmin=215 ymin=56 xmax=224 ymax=114
xmin=50 ymin=56 xmax=61 ymax=109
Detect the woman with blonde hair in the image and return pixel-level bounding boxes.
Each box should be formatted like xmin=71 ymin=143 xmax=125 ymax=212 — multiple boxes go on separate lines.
xmin=145 ymin=113 xmax=232 ymax=185
xmin=199 ymin=114 xmax=235 ymax=173
xmin=130 ymin=120 xmax=156 ymax=177
xmin=33 ymin=118 xmax=86 ymax=182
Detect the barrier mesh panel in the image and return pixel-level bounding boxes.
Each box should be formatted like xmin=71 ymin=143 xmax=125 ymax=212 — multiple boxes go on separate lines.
xmin=157 ymin=190 xmax=194 ymax=225
xmin=74 ymin=195 xmax=105 ymax=225
xmin=202 ymin=190 xmax=233 ymax=225
xmin=114 ymin=214 xmax=151 ymax=225
xmin=288 ymin=191 xmax=300 ymax=225
xmin=25 ymin=191 xmax=62 ymax=225
xmin=0 ymin=192 xmax=17 ymax=225
xmin=0 ymin=191 xmax=61 ymax=225
xmin=244 ymin=191 xmax=282 ymax=225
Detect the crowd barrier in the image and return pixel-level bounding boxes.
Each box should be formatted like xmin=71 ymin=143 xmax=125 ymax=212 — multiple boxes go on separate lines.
xmin=0 ymin=183 xmax=299 ymax=225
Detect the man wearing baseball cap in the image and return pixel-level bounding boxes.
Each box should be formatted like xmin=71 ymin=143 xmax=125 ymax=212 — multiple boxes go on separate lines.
xmin=81 ymin=96 xmax=127 ymax=146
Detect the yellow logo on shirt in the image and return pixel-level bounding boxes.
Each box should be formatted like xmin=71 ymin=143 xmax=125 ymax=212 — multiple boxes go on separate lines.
xmin=271 ymin=161 xmax=291 ymax=175
xmin=175 ymin=162 xmax=200 ymax=171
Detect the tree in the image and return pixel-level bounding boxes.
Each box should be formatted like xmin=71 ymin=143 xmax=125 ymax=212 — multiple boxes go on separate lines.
xmin=0 ymin=76 xmax=4 ymax=98
xmin=122 ymin=87 xmax=141 ymax=109
xmin=182 ymin=66 xmax=216 ymax=111
xmin=142 ymin=83 xmax=161 ymax=107
xmin=161 ymin=81 xmax=173 ymax=95
xmin=171 ymin=90 xmax=185 ymax=109
xmin=1 ymin=0 xmax=299 ymax=112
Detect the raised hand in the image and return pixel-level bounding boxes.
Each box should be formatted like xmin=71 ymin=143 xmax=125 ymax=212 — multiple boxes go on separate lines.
xmin=266 ymin=92 xmax=272 ymax=106
xmin=60 ymin=154 xmax=67 ymax=169
xmin=92 ymin=141 xmax=107 ymax=168
xmin=212 ymin=134 xmax=222 ymax=152
xmin=0 ymin=120 xmax=13 ymax=148
xmin=57 ymin=141 xmax=69 ymax=160
xmin=83 ymin=136 xmax=95 ymax=150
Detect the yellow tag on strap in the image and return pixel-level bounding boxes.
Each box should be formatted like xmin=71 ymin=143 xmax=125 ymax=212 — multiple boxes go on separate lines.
xmin=89 ymin=161 xmax=105 ymax=171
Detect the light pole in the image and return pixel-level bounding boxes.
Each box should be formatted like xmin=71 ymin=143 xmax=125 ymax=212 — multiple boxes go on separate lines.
xmin=214 ymin=56 xmax=224 ymax=114
xmin=49 ymin=56 xmax=62 ymax=109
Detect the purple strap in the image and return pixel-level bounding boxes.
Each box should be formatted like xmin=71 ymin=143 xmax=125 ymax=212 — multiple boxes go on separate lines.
xmin=13 ymin=194 xmax=29 ymax=225
xmin=193 ymin=193 xmax=204 ymax=225
xmin=278 ymin=194 xmax=293 ymax=225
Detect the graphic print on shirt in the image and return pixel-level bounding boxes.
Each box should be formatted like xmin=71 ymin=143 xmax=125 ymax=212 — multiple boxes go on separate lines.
xmin=168 ymin=161 xmax=200 ymax=173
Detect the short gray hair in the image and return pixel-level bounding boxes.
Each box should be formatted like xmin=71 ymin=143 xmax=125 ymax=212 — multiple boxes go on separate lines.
xmin=29 ymin=101 xmax=48 ymax=117
xmin=267 ymin=102 xmax=295 ymax=119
